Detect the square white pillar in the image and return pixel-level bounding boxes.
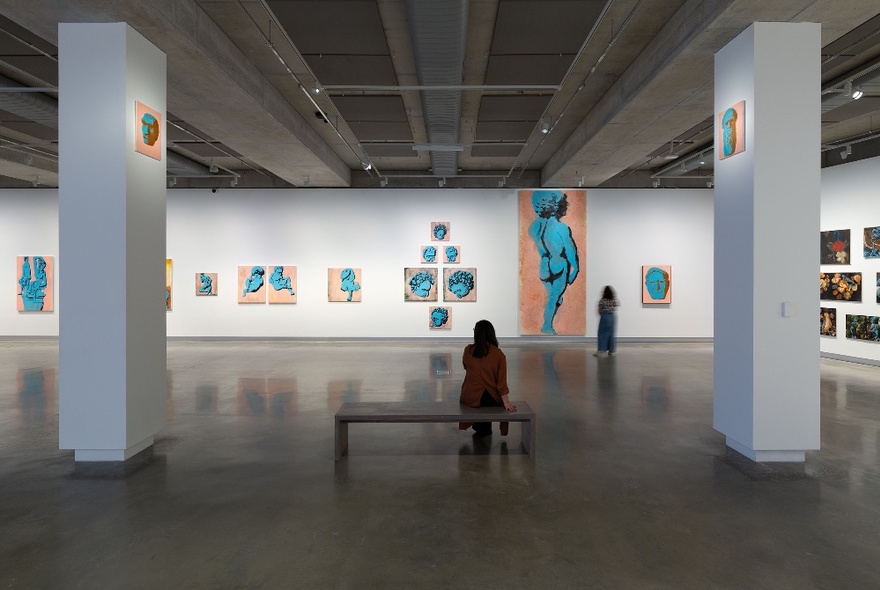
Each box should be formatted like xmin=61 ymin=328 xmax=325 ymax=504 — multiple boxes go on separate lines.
xmin=58 ymin=23 xmax=167 ymax=461
xmin=713 ymin=23 xmax=820 ymax=462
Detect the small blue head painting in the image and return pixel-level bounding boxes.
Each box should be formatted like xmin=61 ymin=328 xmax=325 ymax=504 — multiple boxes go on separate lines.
xmin=429 ymin=307 xmax=450 ymax=329
xmin=444 ymin=245 xmax=459 ymax=263
xmin=422 ymin=246 xmax=437 ymax=263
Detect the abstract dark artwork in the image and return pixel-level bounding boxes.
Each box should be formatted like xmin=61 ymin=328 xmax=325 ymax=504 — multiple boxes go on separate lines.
xmin=864 ymin=226 xmax=880 ymax=258
xmin=404 ymin=267 xmax=438 ymax=302
xmin=820 ymin=307 xmax=836 ymax=337
xmin=821 ymin=229 xmax=850 ymax=265
xmin=17 ymin=255 xmax=53 ymax=312
xmin=845 ymin=314 xmax=880 ymax=342
xmin=519 ymin=189 xmax=586 ymax=335
xmin=820 ymin=272 xmax=861 ymax=301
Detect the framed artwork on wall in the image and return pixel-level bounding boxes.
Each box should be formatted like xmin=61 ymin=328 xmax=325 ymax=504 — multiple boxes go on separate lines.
xmin=865 ymin=226 xmax=880 ymax=258
xmin=821 ymin=229 xmax=850 ymax=265
xmin=135 ymin=101 xmax=162 ymax=161
xmin=642 ymin=265 xmax=672 ymax=304
xmin=421 ymin=245 xmax=438 ymax=264
xmin=718 ymin=100 xmax=745 ymax=160
xmin=443 ymin=245 xmax=460 ymax=264
xmin=431 ymin=222 xmax=450 ymax=241
xmin=820 ymin=307 xmax=836 ymax=337
xmin=429 ymin=306 xmax=451 ymax=329
xmin=518 ymin=189 xmax=586 ymax=335
xmin=820 ymin=272 xmax=861 ymax=301
xmin=165 ymin=258 xmax=173 ymax=310
xmin=845 ymin=314 xmax=880 ymax=341
xmin=16 ymin=255 xmax=53 ymax=312
xmin=329 ymin=267 xmax=362 ymax=302
xmin=238 ymin=265 xmax=266 ymax=303
xmin=443 ymin=267 xmax=477 ymax=302
xmin=405 ymin=268 xmax=438 ymax=302
xmin=267 ymin=265 xmax=296 ymax=304
xmin=195 ymin=272 xmax=218 ymax=296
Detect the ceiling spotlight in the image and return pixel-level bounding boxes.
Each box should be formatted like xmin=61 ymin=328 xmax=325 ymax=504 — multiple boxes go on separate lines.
xmin=168 ymin=177 xmax=177 ymax=187
xmin=652 ymin=179 xmax=660 ymax=189
xmin=663 ymin=140 xmax=678 ymax=160
xmin=852 ymin=87 xmax=864 ymax=100
xmin=360 ymin=157 xmax=372 ymax=171
xmin=699 ymin=159 xmax=706 ymax=165
xmin=380 ymin=178 xmax=388 ymax=187
xmin=439 ymin=178 xmax=446 ymax=188
xmin=230 ymin=177 xmax=238 ymax=187
xmin=841 ymin=144 xmax=852 ymax=159
xmin=706 ymin=180 xmax=714 ymax=188
xmin=539 ymin=118 xmax=551 ymax=134
xmin=313 ymin=85 xmax=321 ymax=94
xmin=577 ymin=176 xmax=584 ymax=188
xmin=209 ymin=164 xmax=218 ymax=174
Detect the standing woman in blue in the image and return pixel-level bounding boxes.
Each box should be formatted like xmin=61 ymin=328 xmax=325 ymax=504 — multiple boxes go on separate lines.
xmin=594 ymin=286 xmax=620 ymax=357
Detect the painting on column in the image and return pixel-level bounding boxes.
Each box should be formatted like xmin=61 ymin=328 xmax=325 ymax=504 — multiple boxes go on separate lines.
xmin=443 ymin=245 xmax=461 ymax=264
xmin=165 ymin=259 xmax=173 ymax=310
xmin=195 ymin=272 xmax=218 ymax=296
xmin=845 ymin=314 xmax=880 ymax=341
xmin=431 ymin=222 xmax=450 ymax=241
xmin=642 ymin=265 xmax=672 ymax=304
xmin=328 ymin=268 xmax=362 ymax=302
xmin=864 ymin=226 xmax=880 ymax=258
xmin=518 ymin=189 xmax=586 ymax=335
xmin=820 ymin=272 xmax=861 ymax=301
xmin=405 ymin=268 xmax=438 ymax=302
xmin=820 ymin=307 xmax=836 ymax=337
xmin=444 ymin=268 xmax=477 ymax=302
xmin=135 ymin=101 xmax=162 ymax=161
xmin=267 ymin=265 xmax=296 ymax=304
xmin=429 ymin=306 xmax=451 ymax=330
xmin=421 ymin=245 xmax=438 ymax=264
xmin=718 ymin=100 xmax=745 ymax=160
xmin=821 ymin=229 xmax=850 ymax=264
xmin=238 ymin=265 xmax=266 ymax=303
xmin=16 ymin=255 xmax=53 ymax=312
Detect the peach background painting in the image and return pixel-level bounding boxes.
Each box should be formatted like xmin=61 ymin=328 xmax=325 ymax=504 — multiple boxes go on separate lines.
xmin=135 ymin=101 xmax=162 ymax=161
xmin=404 ymin=267 xmax=438 ymax=302
xmin=195 ymin=272 xmax=218 ymax=296
xmin=518 ymin=189 xmax=587 ymax=335
xmin=642 ymin=265 xmax=672 ymax=304
xmin=238 ymin=265 xmax=266 ymax=303
xmin=443 ymin=267 xmax=477 ymax=302
xmin=428 ymin=307 xmax=452 ymax=329
xmin=16 ymin=255 xmax=54 ymax=312
xmin=718 ymin=100 xmax=745 ymax=160
xmin=328 ymin=268 xmax=362 ymax=302
xmin=165 ymin=258 xmax=173 ymax=310
xmin=267 ymin=265 xmax=297 ymax=304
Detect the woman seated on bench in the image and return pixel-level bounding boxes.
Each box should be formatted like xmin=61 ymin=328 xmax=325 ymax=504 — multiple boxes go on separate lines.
xmin=460 ymin=319 xmax=518 ymax=436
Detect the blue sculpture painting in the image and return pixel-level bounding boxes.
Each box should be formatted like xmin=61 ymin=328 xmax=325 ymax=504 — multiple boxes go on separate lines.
xmin=239 ymin=265 xmax=266 ymax=303
xmin=444 ymin=268 xmax=476 ymax=301
xmin=429 ymin=307 xmax=450 ymax=329
xmin=431 ymin=222 xmax=450 ymax=241
xmin=422 ymin=246 xmax=437 ymax=263
xmin=405 ymin=268 xmax=437 ymax=301
xmin=528 ymin=191 xmax=579 ymax=333
xmin=17 ymin=255 xmax=50 ymax=312
xmin=242 ymin=266 xmax=265 ymax=296
xmin=864 ymin=227 xmax=880 ymax=258
xmin=337 ymin=268 xmax=361 ymax=302
xmin=444 ymin=245 xmax=459 ymax=263
xmin=198 ymin=273 xmax=214 ymax=295
xmin=270 ymin=266 xmax=295 ymax=295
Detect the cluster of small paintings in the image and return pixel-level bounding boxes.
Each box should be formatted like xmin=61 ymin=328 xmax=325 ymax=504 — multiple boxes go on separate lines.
xmin=642 ymin=265 xmax=671 ymax=304
xmin=411 ymin=222 xmax=476 ymax=329
xmin=238 ymin=265 xmax=297 ymax=304
xmin=819 ymin=226 xmax=880 ymax=342
xmin=420 ymin=244 xmax=460 ymax=264
xmin=16 ymin=256 xmax=53 ymax=312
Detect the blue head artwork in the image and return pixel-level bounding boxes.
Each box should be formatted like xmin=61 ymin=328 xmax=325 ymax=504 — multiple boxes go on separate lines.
xmin=644 ymin=267 xmax=670 ymax=300
xmin=445 ymin=246 xmax=458 ymax=263
xmin=269 ymin=266 xmax=295 ymax=294
xmin=528 ymin=190 xmax=579 ymax=334
xmin=18 ymin=256 xmax=47 ymax=311
xmin=433 ymin=223 xmax=448 ymax=240
xmin=422 ymin=246 xmax=437 ymax=263
xmin=408 ymin=270 xmax=435 ymax=298
xmin=430 ymin=307 xmax=449 ymax=328
xmin=141 ymin=113 xmax=159 ymax=147
xmin=447 ymin=269 xmax=474 ymax=299
xmin=199 ymin=273 xmax=213 ymax=295
xmin=242 ymin=266 xmax=265 ymax=297
xmin=340 ymin=267 xmax=361 ymax=301
xmin=721 ymin=107 xmax=737 ymax=157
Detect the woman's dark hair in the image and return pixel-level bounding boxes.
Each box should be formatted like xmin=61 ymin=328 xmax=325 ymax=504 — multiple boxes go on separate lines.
xmin=603 ymin=285 xmax=615 ymax=299
xmin=472 ymin=319 xmax=499 ymax=358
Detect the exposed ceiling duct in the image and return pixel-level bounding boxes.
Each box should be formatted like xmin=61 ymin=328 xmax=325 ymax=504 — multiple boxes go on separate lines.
xmin=405 ymin=0 xmax=467 ymax=178
xmin=0 ymin=74 xmax=58 ymax=128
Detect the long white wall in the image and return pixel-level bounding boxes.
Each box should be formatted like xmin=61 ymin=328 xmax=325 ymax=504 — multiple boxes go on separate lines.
xmin=1 ymin=187 xmax=714 ymax=338
xmin=820 ymin=156 xmax=880 ymax=363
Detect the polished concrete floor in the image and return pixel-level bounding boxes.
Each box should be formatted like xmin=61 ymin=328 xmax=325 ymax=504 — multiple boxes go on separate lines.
xmin=1 ymin=340 xmax=879 ymax=589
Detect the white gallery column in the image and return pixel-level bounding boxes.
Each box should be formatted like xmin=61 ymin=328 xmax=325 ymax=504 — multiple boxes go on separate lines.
xmin=713 ymin=22 xmax=820 ymax=462
xmin=58 ymin=23 xmax=167 ymax=461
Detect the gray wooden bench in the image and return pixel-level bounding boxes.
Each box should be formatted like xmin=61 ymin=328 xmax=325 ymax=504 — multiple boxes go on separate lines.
xmin=334 ymin=401 xmax=536 ymax=460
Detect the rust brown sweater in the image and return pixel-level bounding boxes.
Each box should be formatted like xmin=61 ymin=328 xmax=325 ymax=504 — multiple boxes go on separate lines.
xmin=460 ymin=344 xmax=510 ymax=407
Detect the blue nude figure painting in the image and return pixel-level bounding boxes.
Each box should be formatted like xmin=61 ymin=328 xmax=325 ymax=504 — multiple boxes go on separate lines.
xmin=718 ymin=101 xmax=745 ymax=160
xmin=267 ymin=265 xmax=297 ymax=304
xmin=421 ymin=245 xmax=438 ymax=264
xmin=443 ymin=268 xmax=477 ymax=302
xmin=17 ymin=256 xmax=53 ymax=312
xmin=431 ymin=222 xmax=450 ymax=241
xmin=444 ymin=245 xmax=460 ymax=264
xmin=429 ymin=306 xmax=451 ymax=330
xmin=519 ymin=190 xmax=586 ymax=335
xmin=329 ymin=267 xmax=362 ymax=302
xmin=405 ymin=268 xmax=438 ymax=302
xmin=195 ymin=272 xmax=218 ymax=297
xmin=238 ymin=265 xmax=266 ymax=303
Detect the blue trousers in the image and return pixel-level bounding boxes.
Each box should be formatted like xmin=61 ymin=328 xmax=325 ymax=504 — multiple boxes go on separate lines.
xmin=597 ymin=312 xmax=616 ymax=353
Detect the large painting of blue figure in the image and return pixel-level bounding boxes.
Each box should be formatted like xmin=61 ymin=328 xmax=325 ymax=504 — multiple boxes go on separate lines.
xmin=238 ymin=265 xmax=266 ymax=303
xmin=405 ymin=268 xmax=438 ymax=302
xmin=328 ymin=267 xmax=362 ymax=302
xmin=17 ymin=255 xmax=53 ymax=312
xmin=519 ymin=190 xmax=586 ymax=335
xmin=267 ymin=265 xmax=297 ymax=304
xmin=443 ymin=268 xmax=477 ymax=302
xmin=195 ymin=272 xmax=218 ymax=296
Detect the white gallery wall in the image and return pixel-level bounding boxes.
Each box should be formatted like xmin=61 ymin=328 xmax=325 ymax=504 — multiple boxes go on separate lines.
xmin=820 ymin=156 xmax=880 ymax=363
xmin=2 ymin=186 xmax=715 ymax=339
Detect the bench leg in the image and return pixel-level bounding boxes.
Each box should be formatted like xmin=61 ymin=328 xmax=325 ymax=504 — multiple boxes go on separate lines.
xmin=521 ymin=419 xmax=536 ymax=457
xmin=335 ymin=420 xmax=348 ymax=461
